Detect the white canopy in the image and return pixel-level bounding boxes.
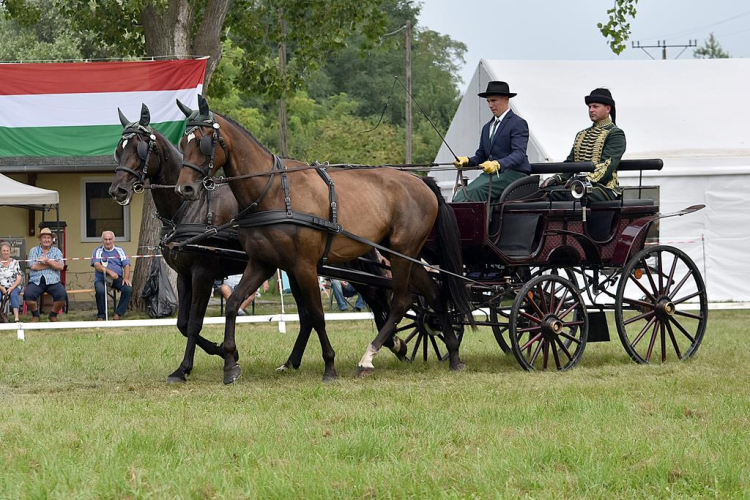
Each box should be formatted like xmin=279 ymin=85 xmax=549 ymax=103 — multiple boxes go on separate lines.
xmin=0 ymin=174 xmax=59 ymax=205
xmin=434 ymin=59 xmax=750 ymax=301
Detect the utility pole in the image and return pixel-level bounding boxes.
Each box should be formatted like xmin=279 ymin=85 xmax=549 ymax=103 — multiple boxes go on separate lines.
xmin=632 ymin=40 xmax=697 ymax=60
xmin=405 ymin=20 xmax=412 ymax=164
xmin=278 ymin=8 xmax=289 ymax=157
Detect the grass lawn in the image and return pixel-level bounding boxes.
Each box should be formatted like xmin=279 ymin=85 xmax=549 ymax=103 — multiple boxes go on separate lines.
xmin=1 ymin=309 xmax=748 ymax=499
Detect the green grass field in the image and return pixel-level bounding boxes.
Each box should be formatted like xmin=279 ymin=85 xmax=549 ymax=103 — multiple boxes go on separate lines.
xmin=1 ymin=310 xmax=748 ymax=499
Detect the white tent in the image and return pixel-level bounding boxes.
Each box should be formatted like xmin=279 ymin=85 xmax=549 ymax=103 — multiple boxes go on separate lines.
xmin=434 ymin=59 xmax=750 ymax=301
xmin=0 ymin=173 xmax=59 ymax=206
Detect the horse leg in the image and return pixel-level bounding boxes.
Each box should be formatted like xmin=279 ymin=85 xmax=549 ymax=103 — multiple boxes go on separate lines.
xmin=276 ymin=275 xmax=314 ymax=372
xmin=173 ymin=272 xmax=224 ymax=357
xmin=354 ymin=283 xmax=407 ymax=361
xmin=167 ymin=271 xmax=217 ymax=383
xmin=222 ymin=262 xmax=275 ymax=384
xmin=409 ymin=265 xmax=465 ymax=371
xmin=291 ymin=266 xmax=337 ymax=381
xmin=357 ymin=257 xmax=414 ymax=377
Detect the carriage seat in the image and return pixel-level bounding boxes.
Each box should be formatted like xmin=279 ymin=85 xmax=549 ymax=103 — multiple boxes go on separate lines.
xmin=496 ymin=175 xmax=542 ymax=203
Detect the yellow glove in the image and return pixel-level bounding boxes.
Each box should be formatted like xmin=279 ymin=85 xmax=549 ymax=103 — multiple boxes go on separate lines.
xmin=480 ymin=160 xmax=500 ymax=174
xmin=453 ymin=156 xmax=469 ymax=169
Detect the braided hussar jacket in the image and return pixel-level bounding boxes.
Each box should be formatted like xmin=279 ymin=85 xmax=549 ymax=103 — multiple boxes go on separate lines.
xmin=564 ymin=118 xmax=626 ymax=190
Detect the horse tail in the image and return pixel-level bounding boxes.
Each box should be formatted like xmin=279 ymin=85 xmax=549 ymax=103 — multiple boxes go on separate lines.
xmin=421 ymin=176 xmax=475 ymax=328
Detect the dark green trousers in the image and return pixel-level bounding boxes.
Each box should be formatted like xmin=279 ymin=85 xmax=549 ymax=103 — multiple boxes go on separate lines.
xmin=549 ymin=183 xmax=619 ymax=202
xmin=453 ymin=169 xmax=527 ymax=203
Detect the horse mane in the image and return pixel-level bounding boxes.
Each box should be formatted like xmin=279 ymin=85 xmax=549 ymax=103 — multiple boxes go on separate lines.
xmin=218 ymin=113 xmax=273 ymax=156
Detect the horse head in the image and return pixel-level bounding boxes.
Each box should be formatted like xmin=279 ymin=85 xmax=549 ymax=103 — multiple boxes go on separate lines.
xmin=109 ymin=103 xmax=163 ymax=206
xmin=174 ymin=95 xmax=230 ymax=201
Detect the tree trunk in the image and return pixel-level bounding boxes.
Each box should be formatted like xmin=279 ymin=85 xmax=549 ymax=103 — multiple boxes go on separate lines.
xmin=130 ymin=0 xmax=231 ymax=310
xmin=129 ymin=191 xmax=159 ymax=311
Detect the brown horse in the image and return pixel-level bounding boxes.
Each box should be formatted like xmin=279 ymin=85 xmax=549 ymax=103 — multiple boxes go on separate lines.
xmin=174 ymin=96 xmax=472 ymax=383
xmin=109 ymin=104 xmax=398 ymax=383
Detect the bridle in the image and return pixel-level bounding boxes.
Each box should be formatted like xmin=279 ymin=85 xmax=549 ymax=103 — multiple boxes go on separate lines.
xmin=180 ymin=115 xmax=229 ymax=191
xmin=114 ymin=125 xmax=159 ymax=193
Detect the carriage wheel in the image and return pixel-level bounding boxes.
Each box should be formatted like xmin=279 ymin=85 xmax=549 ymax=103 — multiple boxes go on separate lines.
xmin=510 ymin=275 xmax=588 ymax=371
xmin=489 ymin=306 xmax=512 ymax=353
xmin=615 ymin=245 xmax=707 ymax=364
xmin=398 ymin=297 xmax=464 ymax=362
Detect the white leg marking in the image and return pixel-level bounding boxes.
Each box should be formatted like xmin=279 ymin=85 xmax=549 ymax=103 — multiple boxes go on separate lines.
xmin=358 ymin=343 xmax=380 ymax=369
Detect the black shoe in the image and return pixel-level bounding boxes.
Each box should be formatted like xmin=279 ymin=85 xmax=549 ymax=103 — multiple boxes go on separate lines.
xmin=353 ymin=307 xmax=362 ymax=312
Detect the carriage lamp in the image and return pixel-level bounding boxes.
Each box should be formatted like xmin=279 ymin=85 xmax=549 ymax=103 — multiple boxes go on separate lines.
xmin=569 ymin=178 xmax=593 ymax=199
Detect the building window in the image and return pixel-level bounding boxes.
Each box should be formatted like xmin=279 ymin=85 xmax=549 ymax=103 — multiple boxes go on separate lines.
xmin=81 ymin=179 xmax=130 ymax=242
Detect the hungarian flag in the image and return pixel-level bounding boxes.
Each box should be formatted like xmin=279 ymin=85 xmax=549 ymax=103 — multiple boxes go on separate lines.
xmin=0 ymin=59 xmax=206 ymax=157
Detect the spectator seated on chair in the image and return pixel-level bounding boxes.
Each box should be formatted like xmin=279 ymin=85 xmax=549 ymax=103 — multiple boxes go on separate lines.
xmin=0 ymin=241 xmax=23 ymax=322
xmin=24 ymin=228 xmax=68 ymax=322
xmin=331 ymin=279 xmax=366 ymax=312
xmin=213 ymin=274 xmax=269 ymax=316
xmin=91 ymin=231 xmax=133 ymax=321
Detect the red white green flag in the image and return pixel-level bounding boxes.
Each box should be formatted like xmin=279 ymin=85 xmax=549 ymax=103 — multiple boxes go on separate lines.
xmin=0 ymin=59 xmax=206 ymax=157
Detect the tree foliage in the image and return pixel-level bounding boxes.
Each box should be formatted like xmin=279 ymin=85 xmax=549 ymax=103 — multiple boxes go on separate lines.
xmin=598 ymin=0 xmax=638 ymax=54
xmin=694 ymin=32 xmax=730 ymax=59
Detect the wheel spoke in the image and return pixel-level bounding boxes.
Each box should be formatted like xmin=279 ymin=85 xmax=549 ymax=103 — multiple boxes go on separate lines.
xmin=623 ymin=309 xmax=655 ymax=326
xmin=645 ymin=320 xmax=659 ymax=362
xmin=429 ymin=335 xmax=443 ymax=360
xmin=674 ymin=309 xmax=703 ymax=321
xmin=554 ymin=336 xmax=573 ymax=360
xmin=620 ymin=296 xmax=656 ymax=309
xmin=558 ymin=331 xmax=582 ymax=344
xmin=520 ymin=310 xmax=543 ymax=324
xmin=665 ymin=320 xmax=683 ymax=359
xmin=395 ymin=323 xmax=416 ymax=334
xmin=537 ymin=282 xmax=549 ymax=314
xmin=660 ymin=322 xmax=667 ymax=363
xmin=629 ymin=273 xmax=656 ymax=302
xmin=669 ymin=269 xmax=694 ymax=300
xmin=669 ymin=316 xmax=696 ymax=343
xmin=665 ymin=252 xmax=679 ymax=295
xmin=403 ymin=328 xmax=419 ymax=344
xmin=519 ymin=332 xmax=543 ymax=352
xmin=657 ymin=251 xmax=664 ymax=296
xmin=554 ymin=288 xmax=570 ymax=315
xmin=525 ymin=291 xmax=546 ymax=318
xmin=409 ymin=334 xmax=422 ymax=362
xmin=561 ymin=320 xmax=584 ymax=328
xmin=558 ymin=300 xmax=581 ymax=321
xmin=672 ymin=290 xmax=702 ymax=305
xmin=551 ymin=339 xmax=562 ymax=369
xmin=518 ymin=325 xmax=543 ymax=333
xmin=542 ymin=340 xmax=550 ymax=369
xmin=641 ymin=257 xmax=660 ymax=298
xmin=529 ymin=338 xmax=544 ymax=365
xmin=631 ymin=316 xmax=657 ymax=348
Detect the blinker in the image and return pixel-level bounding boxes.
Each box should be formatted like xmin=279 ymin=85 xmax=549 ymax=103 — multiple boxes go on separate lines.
xmin=137 ymin=140 xmax=149 ymax=160
xmin=199 ymin=135 xmax=214 ymax=156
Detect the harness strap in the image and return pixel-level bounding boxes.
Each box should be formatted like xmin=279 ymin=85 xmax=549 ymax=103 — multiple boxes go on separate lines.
xmin=234 ymin=209 xmax=483 ymax=286
xmin=314 ymin=163 xmax=338 ymax=266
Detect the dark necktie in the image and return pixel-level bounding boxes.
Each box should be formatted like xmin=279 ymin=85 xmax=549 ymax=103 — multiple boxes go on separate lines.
xmin=489 ymin=118 xmax=501 ymax=141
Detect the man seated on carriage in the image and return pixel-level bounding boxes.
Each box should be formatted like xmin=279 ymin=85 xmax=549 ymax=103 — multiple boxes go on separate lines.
xmin=541 ymin=88 xmax=626 ymax=202
xmin=452 ymin=81 xmax=531 ymax=203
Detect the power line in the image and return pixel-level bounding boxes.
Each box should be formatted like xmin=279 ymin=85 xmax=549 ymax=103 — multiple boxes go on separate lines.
xmin=631 ymin=40 xmax=697 ymax=60
xmin=636 ymin=9 xmax=750 ymax=41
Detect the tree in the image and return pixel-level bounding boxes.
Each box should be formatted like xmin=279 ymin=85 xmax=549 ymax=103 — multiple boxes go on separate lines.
xmin=694 ymin=33 xmax=730 ymax=59
xmin=598 ymin=0 xmax=638 ymax=54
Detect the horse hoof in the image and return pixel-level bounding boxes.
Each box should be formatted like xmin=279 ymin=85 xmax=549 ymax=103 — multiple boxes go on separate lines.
xmin=356 ymin=365 xmax=374 ymax=378
xmin=322 ymin=371 xmax=338 ymax=382
xmin=451 ymin=362 xmax=467 ymax=372
xmin=275 ymin=364 xmax=290 ymax=373
xmin=166 ymin=375 xmax=186 ymax=384
xmin=223 ymin=363 xmax=241 ymax=385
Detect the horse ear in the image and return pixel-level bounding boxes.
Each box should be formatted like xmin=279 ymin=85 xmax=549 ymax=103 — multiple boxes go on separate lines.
xmin=139 ymin=104 xmax=151 ymax=127
xmin=198 ymin=94 xmax=210 ymax=117
xmin=117 ymin=108 xmax=130 ymax=128
xmin=176 ymin=99 xmax=194 ymax=117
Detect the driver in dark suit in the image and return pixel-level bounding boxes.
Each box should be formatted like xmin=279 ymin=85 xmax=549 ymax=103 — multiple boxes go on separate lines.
xmin=453 ymin=81 xmax=531 ymax=202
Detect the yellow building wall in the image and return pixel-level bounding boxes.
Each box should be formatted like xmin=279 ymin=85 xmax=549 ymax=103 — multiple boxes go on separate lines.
xmin=0 ymin=172 xmax=145 ymax=301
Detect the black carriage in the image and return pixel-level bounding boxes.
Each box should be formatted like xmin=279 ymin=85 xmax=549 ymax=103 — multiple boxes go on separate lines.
xmin=388 ymin=159 xmax=708 ymax=371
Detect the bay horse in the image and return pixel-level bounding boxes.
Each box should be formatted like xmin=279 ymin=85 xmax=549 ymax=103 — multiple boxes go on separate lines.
xmin=109 ymin=104 xmax=399 ymax=383
xmin=174 ymin=96 xmax=472 ymax=383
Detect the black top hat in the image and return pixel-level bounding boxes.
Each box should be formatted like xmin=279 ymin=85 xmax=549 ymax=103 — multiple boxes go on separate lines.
xmin=478 ymin=81 xmax=517 ymax=98
xmin=584 ymin=88 xmax=616 ymax=123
